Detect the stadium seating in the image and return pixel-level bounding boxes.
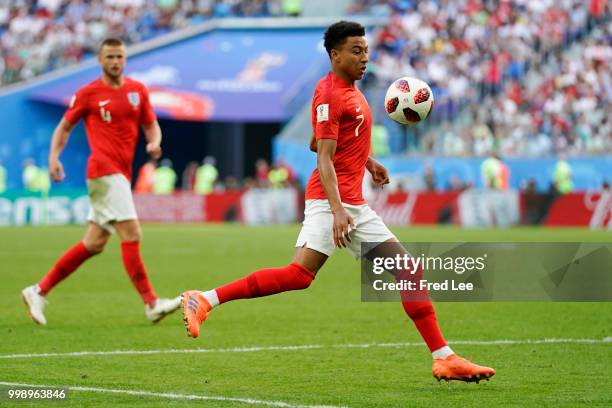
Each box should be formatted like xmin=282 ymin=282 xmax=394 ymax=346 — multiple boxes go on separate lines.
xmin=0 ymin=0 xmax=289 ymax=86
xmin=354 ymin=0 xmax=611 ymax=157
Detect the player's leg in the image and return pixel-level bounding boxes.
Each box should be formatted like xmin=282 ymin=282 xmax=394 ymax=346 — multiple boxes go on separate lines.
xmin=365 ymin=238 xmax=495 ymax=382
xmin=182 ymin=199 xmax=334 ymax=338
xmin=101 ymin=173 xmax=180 ymax=322
xmin=114 ymin=219 xmax=181 ymax=322
xmin=365 ymin=239 xmax=449 ymax=353
xmin=209 ymin=246 xmax=326 ymax=305
xmin=351 ymin=205 xmax=494 ymax=382
xmin=114 ymin=219 xmax=156 ymax=304
xmin=183 ymin=247 xmax=327 ymax=338
xmin=21 ymin=222 xmax=109 ymax=325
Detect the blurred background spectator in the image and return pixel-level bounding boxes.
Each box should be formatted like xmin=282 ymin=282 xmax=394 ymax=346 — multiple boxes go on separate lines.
xmin=352 ymin=0 xmax=611 ymax=158
xmin=181 ymin=160 xmax=199 ymax=191
xmin=194 ymin=156 xmax=218 ymax=195
xmin=152 ymin=158 xmax=176 ymax=194
xmin=0 ymin=0 xmax=291 ymax=87
xmin=134 ymin=159 xmax=156 ymax=193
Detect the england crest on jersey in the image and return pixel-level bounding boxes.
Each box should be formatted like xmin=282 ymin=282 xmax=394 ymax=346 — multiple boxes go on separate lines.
xmin=127 ymin=92 xmax=140 ymax=108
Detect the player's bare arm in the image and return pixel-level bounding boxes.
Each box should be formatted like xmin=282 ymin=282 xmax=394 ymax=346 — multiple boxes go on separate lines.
xmin=366 ymin=156 xmax=390 ymax=187
xmin=142 ymin=120 xmax=162 ymax=159
xmin=316 ymin=138 xmax=354 ymax=248
xmin=48 ymin=117 xmax=75 ymax=182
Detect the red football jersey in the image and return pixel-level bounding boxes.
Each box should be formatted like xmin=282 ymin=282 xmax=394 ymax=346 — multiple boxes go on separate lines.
xmin=305 ymin=72 xmax=372 ymax=205
xmin=64 ymin=77 xmax=156 ymax=181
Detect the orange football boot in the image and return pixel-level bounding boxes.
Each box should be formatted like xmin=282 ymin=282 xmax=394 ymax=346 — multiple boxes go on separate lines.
xmin=432 ymin=354 xmax=495 ymax=383
xmin=181 ymin=291 xmax=212 ymax=339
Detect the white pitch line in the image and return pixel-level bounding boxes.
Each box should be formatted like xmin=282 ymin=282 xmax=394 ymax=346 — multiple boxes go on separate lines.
xmin=0 ymin=381 xmax=346 ymax=408
xmin=0 ymin=338 xmax=609 ymax=360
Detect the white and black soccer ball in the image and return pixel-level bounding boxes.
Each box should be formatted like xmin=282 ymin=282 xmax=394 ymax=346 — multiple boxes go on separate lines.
xmin=384 ymin=77 xmax=434 ymax=125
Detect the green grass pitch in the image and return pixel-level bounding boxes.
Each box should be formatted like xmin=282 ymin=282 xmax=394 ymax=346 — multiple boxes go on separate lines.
xmin=1 ymin=225 xmax=611 ymax=407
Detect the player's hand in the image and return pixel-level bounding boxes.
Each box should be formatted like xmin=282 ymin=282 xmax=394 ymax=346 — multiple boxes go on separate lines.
xmin=367 ymin=159 xmax=390 ymax=187
xmin=49 ymin=157 xmax=65 ymax=182
xmin=146 ymin=142 xmax=162 ymax=159
xmin=309 ymin=134 xmax=317 ymax=152
xmin=332 ymin=208 xmax=355 ymax=248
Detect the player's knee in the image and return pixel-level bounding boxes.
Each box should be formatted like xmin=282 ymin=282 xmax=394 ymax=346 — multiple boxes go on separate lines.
xmin=132 ymin=228 xmax=142 ymax=242
xmin=120 ymin=228 xmax=142 ymax=242
xmin=290 ymin=263 xmax=315 ymax=290
xmin=116 ymin=220 xmax=142 ymax=242
xmin=123 ymin=231 xmax=142 ymax=242
xmin=84 ymin=237 xmax=108 ymax=254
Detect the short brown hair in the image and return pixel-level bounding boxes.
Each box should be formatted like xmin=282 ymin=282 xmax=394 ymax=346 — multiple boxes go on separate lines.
xmin=98 ymin=38 xmax=125 ymax=53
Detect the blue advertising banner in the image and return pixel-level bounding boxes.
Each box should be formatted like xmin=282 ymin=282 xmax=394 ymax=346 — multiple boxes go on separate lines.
xmin=30 ymin=29 xmax=327 ymax=122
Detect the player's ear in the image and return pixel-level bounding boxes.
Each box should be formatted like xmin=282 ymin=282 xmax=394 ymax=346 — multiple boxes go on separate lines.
xmin=330 ymin=48 xmax=340 ymax=63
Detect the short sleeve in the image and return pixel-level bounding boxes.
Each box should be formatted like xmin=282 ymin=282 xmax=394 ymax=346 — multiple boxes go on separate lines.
xmin=313 ymin=88 xmax=343 ymax=141
xmin=64 ymin=89 xmax=87 ymax=125
xmin=139 ymin=86 xmax=157 ymax=125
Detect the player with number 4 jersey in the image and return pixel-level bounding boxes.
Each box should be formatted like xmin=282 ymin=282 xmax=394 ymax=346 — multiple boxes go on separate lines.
xmin=181 ymin=21 xmax=495 ymax=383
xmin=21 ymin=38 xmax=181 ymax=326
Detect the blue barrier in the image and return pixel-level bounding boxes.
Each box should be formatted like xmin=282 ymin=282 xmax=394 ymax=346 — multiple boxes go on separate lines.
xmin=273 ymin=138 xmax=612 ymax=191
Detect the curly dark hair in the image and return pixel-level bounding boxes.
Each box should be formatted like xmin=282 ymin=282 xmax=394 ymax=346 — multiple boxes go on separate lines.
xmin=323 ymin=21 xmax=366 ymax=57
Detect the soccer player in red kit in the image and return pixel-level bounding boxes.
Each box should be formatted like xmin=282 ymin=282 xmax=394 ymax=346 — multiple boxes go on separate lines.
xmin=182 ymin=22 xmax=495 ymax=382
xmin=21 ymin=38 xmax=181 ymax=325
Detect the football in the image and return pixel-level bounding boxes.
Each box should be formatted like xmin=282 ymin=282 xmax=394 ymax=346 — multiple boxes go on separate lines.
xmin=384 ymin=76 xmax=434 ymax=125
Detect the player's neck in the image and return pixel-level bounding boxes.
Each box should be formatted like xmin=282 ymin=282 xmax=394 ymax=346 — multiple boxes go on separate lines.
xmin=101 ymin=74 xmax=124 ymax=89
xmin=331 ymin=69 xmax=355 ymax=87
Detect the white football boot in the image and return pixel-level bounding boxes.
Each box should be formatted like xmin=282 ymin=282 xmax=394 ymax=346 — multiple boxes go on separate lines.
xmin=21 ymin=285 xmax=48 ymax=325
xmin=145 ymin=296 xmax=182 ymax=323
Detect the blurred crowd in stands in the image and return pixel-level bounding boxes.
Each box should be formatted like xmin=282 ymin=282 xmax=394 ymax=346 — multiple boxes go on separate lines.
xmin=0 ymin=0 xmax=301 ymax=85
xmin=1 ymin=0 xmax=610 ymax=159
xmin=5 ymin=156 xmax=297 ymax=195
xmin=357 ymin=0 xmax=611 ymax=157
xmin=131 ymin=156 xmax=297 ymax=195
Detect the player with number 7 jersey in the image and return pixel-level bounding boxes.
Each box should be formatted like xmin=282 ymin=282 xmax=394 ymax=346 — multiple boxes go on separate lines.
xmin=305 ymin=70 xmax=371 ymax=205
xmin=181 ymin=21 xmax=494 ymax=383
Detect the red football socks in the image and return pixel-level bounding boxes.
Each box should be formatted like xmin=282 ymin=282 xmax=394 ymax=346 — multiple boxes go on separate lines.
xmin=396 ymin=263 xmax=447 ymax=352
xmin=401 ymin=301 xmax=447 ymax=352
xmin=216 ymin=262 xmax=314 ymax=304
xmin=38 ymin=241 xmax=94 ymax=295
xmin=121 ymin=241 xmax=157 ymax=305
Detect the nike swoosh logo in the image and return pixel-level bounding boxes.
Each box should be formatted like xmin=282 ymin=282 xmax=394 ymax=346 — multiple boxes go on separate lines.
xmin=98 ymin=100 xmax=110 ymax=106
xmin=356 ymin=106 xmax=361 ymax=112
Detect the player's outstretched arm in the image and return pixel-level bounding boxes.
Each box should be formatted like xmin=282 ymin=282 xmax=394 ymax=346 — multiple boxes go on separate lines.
xmin=142 ymin=120 xmax=162 ymax=159
xmin=317 ymin=138 xmax=354 ymax=248
xmin=48 ymin=118 xmax=75 ymax=182
xmin=366 ymin=156 xmax=390 ymax=187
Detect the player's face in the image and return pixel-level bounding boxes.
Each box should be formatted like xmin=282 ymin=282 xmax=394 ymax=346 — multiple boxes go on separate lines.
xmin=98 ymin=45 xmax=126 ymax=79
xmin=333 ymin=36 xmax=369 ymax=81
